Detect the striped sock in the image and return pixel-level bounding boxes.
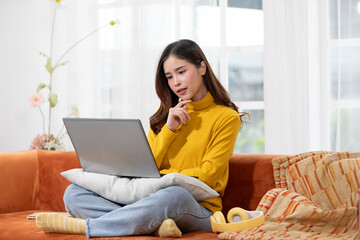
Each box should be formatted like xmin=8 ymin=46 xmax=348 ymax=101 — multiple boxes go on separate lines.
xmin=154 ymin=219 xmax=182 ymax=238
xmin=36 ymin=212 xmax=86 ymax=235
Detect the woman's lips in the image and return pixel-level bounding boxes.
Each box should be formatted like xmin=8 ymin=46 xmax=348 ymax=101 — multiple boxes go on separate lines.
xmin=177 ymin=88 xmax=187 ymax=95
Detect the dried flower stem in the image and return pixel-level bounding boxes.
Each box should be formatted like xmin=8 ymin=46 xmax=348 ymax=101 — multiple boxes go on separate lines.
xmin=53 ymin=23 xmax=110 ymax=69
xmin=48 ymin=8 xmax=57 ymax=135
xmin=48 ymin=72 xmax=53 ymax=135
xmin=39 ymin=106 xmax=45 ymax=133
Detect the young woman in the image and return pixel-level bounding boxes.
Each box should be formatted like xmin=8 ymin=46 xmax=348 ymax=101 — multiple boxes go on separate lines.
xmin=36 ymin=39 xmax=246 ymax=238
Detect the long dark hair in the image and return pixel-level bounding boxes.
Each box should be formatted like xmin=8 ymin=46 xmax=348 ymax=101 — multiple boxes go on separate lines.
xmin=150 ymin=39 xmax=247 ymax=134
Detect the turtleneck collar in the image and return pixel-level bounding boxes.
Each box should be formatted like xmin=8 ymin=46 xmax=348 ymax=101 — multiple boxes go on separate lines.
xmin=186 ymin=92 xmax=214 ymax=111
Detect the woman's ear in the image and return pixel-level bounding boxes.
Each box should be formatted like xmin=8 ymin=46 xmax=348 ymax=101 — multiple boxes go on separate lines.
xmin=200 ymin=61 xmax=206 ymax=76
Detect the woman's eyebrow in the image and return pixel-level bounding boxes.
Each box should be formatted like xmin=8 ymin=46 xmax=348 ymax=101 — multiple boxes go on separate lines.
xmin=165 ymin=66 xmax=186 ymax=75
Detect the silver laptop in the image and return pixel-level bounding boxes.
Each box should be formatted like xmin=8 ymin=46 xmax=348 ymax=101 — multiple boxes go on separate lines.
xmin=63 ymin=118 xmax=161 ymax=178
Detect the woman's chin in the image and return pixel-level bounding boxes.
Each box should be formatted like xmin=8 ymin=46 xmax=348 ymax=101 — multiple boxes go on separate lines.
xmin=179 ymin=96 xmax=190 ymax=101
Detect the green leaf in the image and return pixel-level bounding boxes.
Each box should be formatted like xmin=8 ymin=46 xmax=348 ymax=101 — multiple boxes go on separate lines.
xmin=48 ymin=93 xmax=58 ymax=108
xmin=36 ymin=83 xmax=47 ymax=92
xmin=39 ymin=52 xmax=54 ymax=73
xmin=45 ymin=58 xmax=54 ymax=74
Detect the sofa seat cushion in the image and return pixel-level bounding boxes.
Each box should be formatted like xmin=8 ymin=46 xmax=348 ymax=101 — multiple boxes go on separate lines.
xmin=0 ymin=210 xmax=218 ymax=240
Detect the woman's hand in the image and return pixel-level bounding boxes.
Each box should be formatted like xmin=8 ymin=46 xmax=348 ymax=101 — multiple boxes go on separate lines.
xmin=166 ymin=100 xmax=192 ymax=132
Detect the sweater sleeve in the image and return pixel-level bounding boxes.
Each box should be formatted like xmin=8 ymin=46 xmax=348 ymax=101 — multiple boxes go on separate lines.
xmin=178 ymin=114 xmax=241 ymax=193
xmin=147 ymin=125 xmax=177 ymax=168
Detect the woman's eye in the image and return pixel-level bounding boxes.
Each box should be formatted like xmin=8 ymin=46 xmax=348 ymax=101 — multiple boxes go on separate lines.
xmin=179 ymin=70 xmax=186 ymax=75
xmin=167 ymin=76 xmax=173 ymax=80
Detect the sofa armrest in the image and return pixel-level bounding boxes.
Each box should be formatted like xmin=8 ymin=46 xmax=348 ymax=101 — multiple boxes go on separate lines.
xmin=222 ymin=153 xmax=283 ymax=213
xmin=0 ymin=150 xmax=81 ymax=214
xmin=0 ymin=150 xmax=39 ymax=214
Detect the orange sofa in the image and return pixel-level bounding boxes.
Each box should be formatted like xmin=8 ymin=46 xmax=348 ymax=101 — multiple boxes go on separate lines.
xmin=0 ymin=150 xmax=281 ymax=240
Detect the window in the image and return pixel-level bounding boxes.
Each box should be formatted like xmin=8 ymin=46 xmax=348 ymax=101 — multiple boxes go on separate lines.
xmin=328 ymin=0 xmax=360 ymax=151
xmin=226 ymin=1 xmax=264 ymax=153
xmin=192 ymin=0 xmax=264 ymax=153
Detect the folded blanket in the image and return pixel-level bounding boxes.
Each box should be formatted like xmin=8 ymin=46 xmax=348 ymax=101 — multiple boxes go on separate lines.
xmin=219 ymin=151 xmax=360 ymax=240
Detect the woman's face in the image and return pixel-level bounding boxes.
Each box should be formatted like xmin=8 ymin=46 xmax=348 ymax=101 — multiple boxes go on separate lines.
xmin=163 ymin=55 xmax=207 ymax=102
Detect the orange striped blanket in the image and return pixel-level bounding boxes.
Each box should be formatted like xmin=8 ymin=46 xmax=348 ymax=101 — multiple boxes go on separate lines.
xmin=219 ymin=151 xmax=360 ymax=240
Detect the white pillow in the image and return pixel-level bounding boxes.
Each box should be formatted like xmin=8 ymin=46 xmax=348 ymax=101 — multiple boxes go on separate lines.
xmin=61 ymin=169 xmax=219 ymax=204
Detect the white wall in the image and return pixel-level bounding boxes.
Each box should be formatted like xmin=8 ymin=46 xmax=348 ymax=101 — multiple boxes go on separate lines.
xmin=0 ymin=0 xmax=155 ymax=152
xmin=0 ymin=0 xmax=73 ymax=152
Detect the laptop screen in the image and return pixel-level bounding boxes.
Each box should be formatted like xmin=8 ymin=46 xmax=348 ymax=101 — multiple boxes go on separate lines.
xmin=63 ymin=118 xmax=161 ymax=178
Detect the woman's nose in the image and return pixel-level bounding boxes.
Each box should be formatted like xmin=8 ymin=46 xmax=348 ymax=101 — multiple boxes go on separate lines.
xmin=173 ymin=76 xmax=181 ymax=86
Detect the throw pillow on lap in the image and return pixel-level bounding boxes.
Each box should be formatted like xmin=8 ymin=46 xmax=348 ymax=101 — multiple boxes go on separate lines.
xmin=61 ymin=169 xmax=219 ymax=204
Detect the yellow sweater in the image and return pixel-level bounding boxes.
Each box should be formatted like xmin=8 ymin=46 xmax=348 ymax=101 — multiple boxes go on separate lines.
xmin=147 ymin=92 xmax=241 ymax=213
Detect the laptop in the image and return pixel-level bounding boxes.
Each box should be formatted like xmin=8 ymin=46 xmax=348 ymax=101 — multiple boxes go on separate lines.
xmin=63 ymin=118 xmax=161 ymax=178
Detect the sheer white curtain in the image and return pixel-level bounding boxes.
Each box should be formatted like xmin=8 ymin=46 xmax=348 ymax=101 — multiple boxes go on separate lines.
xmin=78 ymin=0 xmax=359 ymax=154
xmin=95 ymin=0 xmax=218 ymax=132
xmin=263 ymin=0 xmax=329 ymax=154
xmin=62 ymin=0 xmax=360 ymax=153
xmin=97 ymin=0 xmax=178 ymax=132
xmin=66 ymin=0 xmax=99 ymax=119
xmin=263 ymin=0 xmax=360 ymax=154
xmin=59 ymin=0 xmax=333 ymax=153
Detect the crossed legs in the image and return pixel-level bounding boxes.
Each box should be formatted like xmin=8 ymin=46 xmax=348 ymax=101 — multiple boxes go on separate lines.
xmin=36 ymin=184 xmax=212 ymax=238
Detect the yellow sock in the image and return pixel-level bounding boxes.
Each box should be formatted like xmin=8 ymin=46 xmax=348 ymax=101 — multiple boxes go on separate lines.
xmin=36 ymin=212 xmax=86 ymax=235
xmin=154 ymin=219 xmax=182 ymax=238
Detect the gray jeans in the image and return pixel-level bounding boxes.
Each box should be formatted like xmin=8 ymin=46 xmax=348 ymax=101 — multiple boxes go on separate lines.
xmin=63 ymin=184 xmax=212 ymax=238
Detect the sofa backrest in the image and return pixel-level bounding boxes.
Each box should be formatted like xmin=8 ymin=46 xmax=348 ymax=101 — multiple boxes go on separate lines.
xmin=0 ymin=150 xmax=280 ymax=215
xmin=35 ymin=150 xmax=81 ymax=211
xmin=222 ymin=153 xmax=280 ymax=214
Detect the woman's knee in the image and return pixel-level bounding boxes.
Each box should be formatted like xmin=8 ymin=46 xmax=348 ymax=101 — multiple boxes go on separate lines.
xmin=156 ymin=186 xmax=195 ymax=205
xmin=63 ymin=184 xmax=86 ymax=213
xmin=154 ymin=186 xmax=212 ymax=231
